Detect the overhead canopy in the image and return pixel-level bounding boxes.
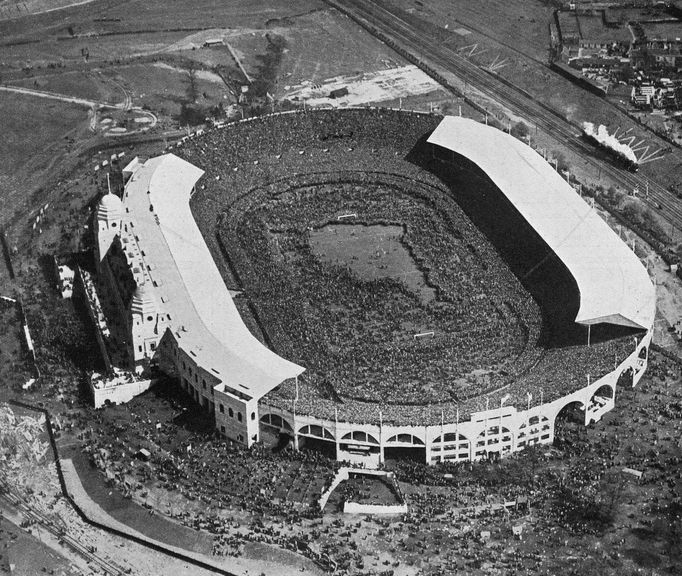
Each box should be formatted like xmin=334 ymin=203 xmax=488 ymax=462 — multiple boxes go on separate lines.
xmin=124 ymin=154 xmax=304 ymax=400
xmin=427 ymin=116 xmax=655 ymax=330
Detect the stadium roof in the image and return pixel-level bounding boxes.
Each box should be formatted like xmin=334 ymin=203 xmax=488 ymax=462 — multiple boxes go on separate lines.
xmin=427 ymin=116 xmax=656 ymax=331
xmin=123 ymin=154 xmax=304 ymax=400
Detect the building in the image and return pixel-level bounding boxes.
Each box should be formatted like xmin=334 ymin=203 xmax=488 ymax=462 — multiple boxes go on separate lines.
xmin=93 ymin=153 xmax=304 ymax=445
xmin=91 ymin=113 xmax=656 ymax=464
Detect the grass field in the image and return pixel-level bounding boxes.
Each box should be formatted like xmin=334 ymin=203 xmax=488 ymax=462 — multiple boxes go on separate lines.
xmin=0 ymin=91 xmax=90 ymax=227
xmin=389 ymin=0 xmax=553 ymax=62
xmin=8 ymin=69 xmax=121 ymax=103
xmin=0 ymin=303 xmax=32 ymax=391
xmin=309 ymin=223 xmax=436 ymax=302
xmin=274 ymin=9 xmax=404 ymax=97
xmin=101 ymin=61 xmax=232 ymax=117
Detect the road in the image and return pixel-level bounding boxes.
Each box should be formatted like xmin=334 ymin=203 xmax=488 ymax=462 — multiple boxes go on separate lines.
xmin=0 ymin=84 xmax=108 ymax=108
xmin=326 ymin=0 xmax=682 ymax=232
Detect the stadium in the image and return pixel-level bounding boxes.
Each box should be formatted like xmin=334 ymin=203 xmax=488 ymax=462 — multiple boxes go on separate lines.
xmin=92 ymin=108 xmax=655 ymax=466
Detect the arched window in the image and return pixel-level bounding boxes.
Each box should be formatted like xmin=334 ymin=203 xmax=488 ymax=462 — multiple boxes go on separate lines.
xmin=237 ymin=412 xmax=242 ymax=422
xmin=386 ymin=434 xmax=424 ymax=445
xmin=228 ymin=407 xmax=234 ymax=417
xmin=341 ymin=431 xmax=379 ymax=444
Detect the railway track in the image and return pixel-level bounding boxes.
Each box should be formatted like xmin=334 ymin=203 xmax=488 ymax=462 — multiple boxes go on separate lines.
xmin=326 ymin=0 xmax=682 ymax=233
xmin=0 ymin=478 xmax=131 ymax=576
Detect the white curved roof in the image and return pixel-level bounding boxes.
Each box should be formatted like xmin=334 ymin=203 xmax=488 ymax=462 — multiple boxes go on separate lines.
xmin=123 ymin=154 xmax=304 ymax=399
xmin=427 ymin=116 xmax=655 ymax=330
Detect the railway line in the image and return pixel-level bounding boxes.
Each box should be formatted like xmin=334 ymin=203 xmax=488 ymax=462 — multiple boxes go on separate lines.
xmin=327 ymin=0 xmax=682 ymax=233
xmin=0 ymin=477 xmax=132 ymax=575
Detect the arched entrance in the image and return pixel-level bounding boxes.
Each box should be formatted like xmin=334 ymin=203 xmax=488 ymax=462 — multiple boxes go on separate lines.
xmin=585 ymin=383 xmax=614 ymax=424
xmin=259 ymin=413 xmax=294 ymax=449
xmin=635 ymin=345 xmax=648 ymax=374
xmin=616 ymin=367 xmax=633 ymax=399
xmin=553 ymin=400 xmax=586 ymax=450
xmin=298 ymin=424 xmax=337 ymax=459
xmin=384 ymin=433 xmax=426 ymax=463
xmin=338 ymin=431 xmax=381 ymax=466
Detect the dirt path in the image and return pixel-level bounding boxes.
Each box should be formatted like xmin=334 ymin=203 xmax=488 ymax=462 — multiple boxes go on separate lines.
xmin=0 ymin=85 xmax=111 ymax=108
xmin=0 ymin=0 xmax=97 ymax=21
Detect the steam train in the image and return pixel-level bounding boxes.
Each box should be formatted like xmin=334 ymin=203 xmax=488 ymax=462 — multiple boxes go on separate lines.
xmin=581 ymin=130 xmax=640 ymax=173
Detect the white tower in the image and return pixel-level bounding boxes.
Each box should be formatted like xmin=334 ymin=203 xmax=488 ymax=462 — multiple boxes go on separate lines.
xmin=129 ymin=282 xmax=164 ymax=372
xmin=94 ymin=192 xmax=122 ymax=266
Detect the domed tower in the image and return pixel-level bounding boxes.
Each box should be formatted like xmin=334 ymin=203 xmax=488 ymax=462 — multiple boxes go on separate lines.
xmin=95 ymin=192 xmax=122 ymax=266
xmin=129 ymin=282 xmax=164 ymax=371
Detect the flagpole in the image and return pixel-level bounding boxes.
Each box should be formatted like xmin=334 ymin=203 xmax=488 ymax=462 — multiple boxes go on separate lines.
xmin=456 ymin=405 xmax=460 ymax=460
xmin=379 ymin=409 xmax=383 ymax=465
xmin=499 ymin=394 xmax=510 ymax=453
xmin=440 ymin=409 xmax=444 ymax=463
xmin=484 ymin=397 xmax=490 ymax=459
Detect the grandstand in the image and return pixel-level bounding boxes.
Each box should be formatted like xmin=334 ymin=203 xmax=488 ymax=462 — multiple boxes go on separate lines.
xmin=91 ymin=108 xmax=655 ymax=466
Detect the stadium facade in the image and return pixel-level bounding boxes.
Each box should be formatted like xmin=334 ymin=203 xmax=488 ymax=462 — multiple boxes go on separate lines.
xmin=92 ymin=113 xmax=655 ymax=465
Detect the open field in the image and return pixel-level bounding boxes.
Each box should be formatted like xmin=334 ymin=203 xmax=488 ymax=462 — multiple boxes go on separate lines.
xmin=310 ymin=223 xmax=437 ymax=302
xmin=388 ymin=0 xmax=553 ymax=62
xmin=0 ymin=1 xmax=435 ymax=240
xmin=0 ymin=303 xmax=33 ymax=391
xmin=8 ymin=69 xmax=122 ymax=104
xmin=272 ymin=8 xmax=404 ymax=94
xmin=0 ymin=0 xmax=96 ymax=20
xmin=100 ymin=62 xmax=232 ymax=118
xmin=0 ymin=91 xmax=90 ymax=228
xmin=0 ymin=92 xmax=88 ymax=177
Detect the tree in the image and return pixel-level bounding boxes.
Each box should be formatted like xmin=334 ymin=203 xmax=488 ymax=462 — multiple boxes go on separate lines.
xmin=511 ymin=121 xmax=530 ymax=140
xmin=185 ymin=62 xmax=198 ymax=104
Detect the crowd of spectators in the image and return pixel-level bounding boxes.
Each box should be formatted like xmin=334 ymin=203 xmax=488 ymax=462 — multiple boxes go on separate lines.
xmin=175 ymin=108 xmax=642 ymax=426
xmin=60 ymin=346 xmax=681 ymax=573
xmin=224 ymin=172 xmax=540 ymax=406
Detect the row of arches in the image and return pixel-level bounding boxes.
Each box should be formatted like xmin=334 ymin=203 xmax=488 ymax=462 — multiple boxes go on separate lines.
xmin=257 ymin=373 xmax=630 ymax=463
